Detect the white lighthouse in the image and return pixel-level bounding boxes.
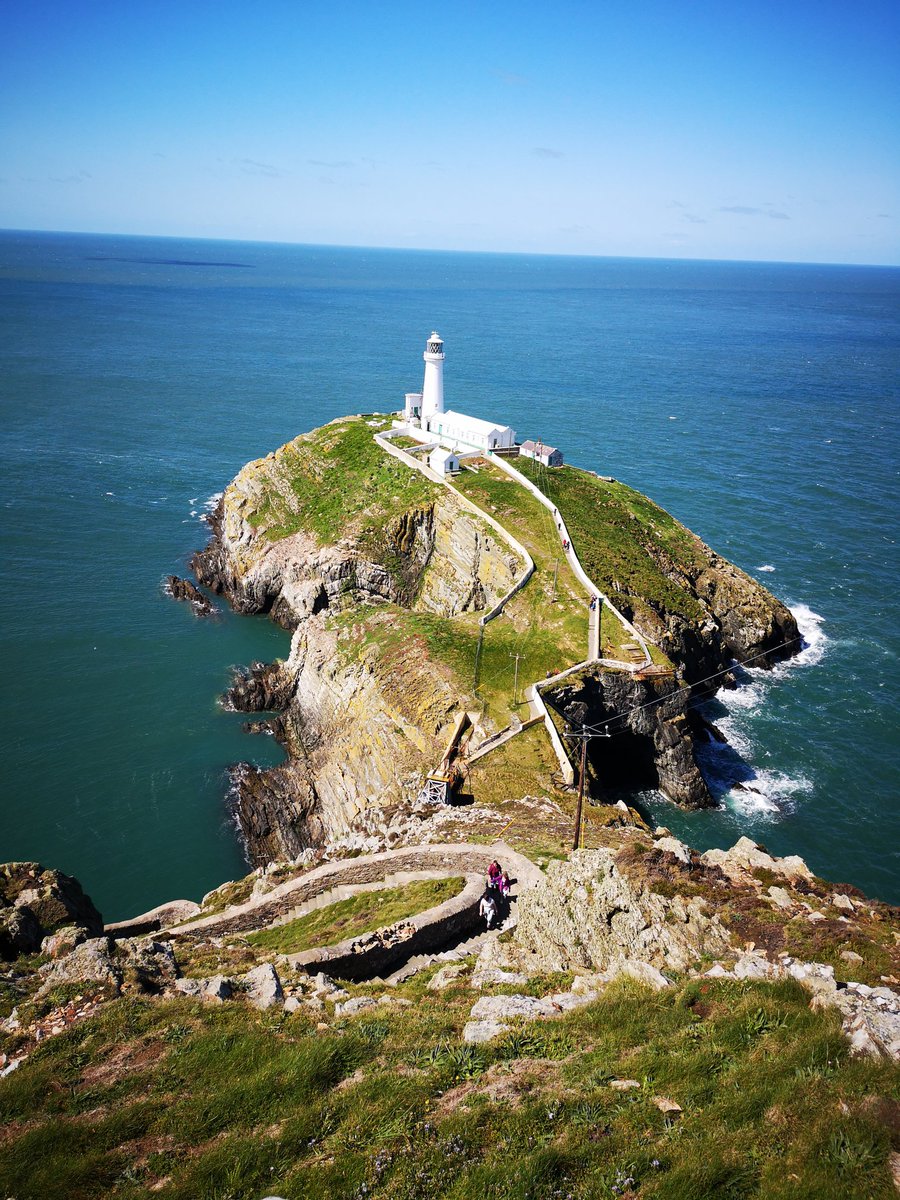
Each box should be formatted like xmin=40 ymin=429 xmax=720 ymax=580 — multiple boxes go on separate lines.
xmin=420 ymin=331 xmax=445 ymax=423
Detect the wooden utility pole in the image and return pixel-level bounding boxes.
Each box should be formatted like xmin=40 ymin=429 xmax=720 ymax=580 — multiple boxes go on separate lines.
xmin=564 ymin=722 xmax=611 ymax=851
xmin=573 ymin=735 xmax=588 ymax=850
xmin=509 ymin=651 xmax=524 ymax=707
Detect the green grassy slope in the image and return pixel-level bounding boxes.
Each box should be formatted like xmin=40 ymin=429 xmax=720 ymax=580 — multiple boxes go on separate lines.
xmin=246 ymin=876 xmax=465 ymax=955
xmin=245 ymin=417 xmax=438 ymax=546
xmin=1 ymin=974 xmax=896 ymax=1200
xmin=515 ymin=457 xmax=708 ymax=625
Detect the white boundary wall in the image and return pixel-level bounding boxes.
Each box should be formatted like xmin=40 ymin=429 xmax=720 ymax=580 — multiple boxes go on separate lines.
xmin=486 ymin=452 xmax=651 ymax=666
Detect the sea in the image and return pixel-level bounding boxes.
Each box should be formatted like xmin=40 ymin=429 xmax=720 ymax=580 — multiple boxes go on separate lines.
xmin=1 ymin=230 xmax=898 ymax=920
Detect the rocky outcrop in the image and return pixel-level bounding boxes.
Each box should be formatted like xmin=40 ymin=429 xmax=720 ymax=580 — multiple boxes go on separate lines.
xmin=544 ymin=667 xmax=713 ymax=807
xmin=34 ymin=936 xmax=178 ymax=998
xmin=0 ymin=863 xmax=103 ymax=961
xmin=165 ymin=575 xmax=215 ymax=617
xmin=514 ymin=848 xmax=732 ymax=974
xmin=193 ymin=491 xmax=520 ymax=634
xmin=616 ymin=544 xmax=799 ymax=688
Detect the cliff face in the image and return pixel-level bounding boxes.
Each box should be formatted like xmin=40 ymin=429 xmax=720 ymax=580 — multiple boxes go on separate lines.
xmin=622 ymin=544 xmax=800 ymax=688
xmin=195 ymin=424 xmax=524 ymax=862
xmin=545 ymin=668 xmax=713 ymax=807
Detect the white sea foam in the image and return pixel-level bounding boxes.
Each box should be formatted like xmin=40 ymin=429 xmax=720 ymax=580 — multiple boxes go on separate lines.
xmin=692 ymin=602 xmax=828 ymax=816
xmin=783 ymin=603 xmax=828 ymax=669
xmin=758 ymin=564 xmax=776 ymax=572
xmin=726 ymin=770 xmax=813 ymax=817
xmin=190 ymin=491 xmax=223 ymax=524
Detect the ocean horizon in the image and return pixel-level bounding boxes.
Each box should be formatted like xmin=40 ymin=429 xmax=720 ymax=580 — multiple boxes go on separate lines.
xmin=2 ymin=228 xmax=898 ymax=919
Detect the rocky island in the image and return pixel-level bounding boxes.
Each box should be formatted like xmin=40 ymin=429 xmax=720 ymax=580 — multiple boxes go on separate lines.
xmin=2 ymin=414 xmax=897 ymax=1200
xmin=191 ymin=414 xmax=798 ymax=862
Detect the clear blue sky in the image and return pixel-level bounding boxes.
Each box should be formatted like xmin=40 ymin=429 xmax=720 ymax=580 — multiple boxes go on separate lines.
xmin=2 ymin=0 xmax=898 ymax=264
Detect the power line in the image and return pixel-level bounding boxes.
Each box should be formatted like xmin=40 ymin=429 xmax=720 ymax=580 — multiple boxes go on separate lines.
xmin=567 ymin=633 xmax=804 ymax=737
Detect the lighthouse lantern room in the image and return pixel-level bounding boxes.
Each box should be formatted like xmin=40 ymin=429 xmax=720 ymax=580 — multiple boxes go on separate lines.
xmin=420 ymin=331 xmax=445 ymax=423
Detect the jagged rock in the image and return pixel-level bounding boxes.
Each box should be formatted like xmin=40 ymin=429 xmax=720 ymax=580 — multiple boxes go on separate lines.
xmin=471 ymin=935 xmax=529 ymax=989
xmin=0 ymin=906 xmax=42 ymax=958
xmin=202 ymin=975 xmax=233 ymax=1002
xmin=427 ymin=963 xmax=469 ymax=990
xmin=653 ymin=836 xmax=691 ymax=864
xmin=35 ymin=936 xmax=181 ymax=999
xmin=514 ymin=849 xmax=731 ymax=974
xmin=700 ymin=837 xmax=812 ymax=882
xmin=470 ymin=994 xmax=561 ymax=1022
xmin=0 ymin=863 xmax=103 ymax=960
xmin=607 ymin=959 xmax=672 ymax=990
xmin=116 ymin=939 xmax=180 ymax=993
xmin=41 ymin=925 xmax=88 ymax=958
xmin=844 ymin=1013 xmax=894 ymax=1060
xmin=242 ymin=963 xmax=284 ymax=1009
xmin=225 ymin=660 xmax=296 ymax=713
xmin=767 ymin=886 xmax=795 ymax=910
xmin=609 ymin=1079 xmax=641 ymax=1091
xmin=334 ymin=996 xmax=377 ymax=1018
xmin=831 ymin=893 xmax=855 ymax=912
xmin=166 ymin=575 xmax=215 ymax=617
xmin=733 ymin=951 xmax=781 ymax=980
xmin=463 ymin=985 xmax=599 ymax=1045
xmin=35 ymin=938 xmax=120 ymax=997
xmin=172 ymin=977 xmax=202 ymax=997
xmin=544 ymin=671 xmax=712 ymax=809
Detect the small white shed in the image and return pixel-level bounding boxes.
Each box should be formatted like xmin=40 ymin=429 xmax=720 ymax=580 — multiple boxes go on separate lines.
xmin=429 ymin=447 xmax=460 ymax=476
xmin=520 ymin=440 xmax=564 ymax=468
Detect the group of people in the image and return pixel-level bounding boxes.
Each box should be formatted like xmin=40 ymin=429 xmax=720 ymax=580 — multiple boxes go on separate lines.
xmin=478 ymin=859 xmax=511 ymax=929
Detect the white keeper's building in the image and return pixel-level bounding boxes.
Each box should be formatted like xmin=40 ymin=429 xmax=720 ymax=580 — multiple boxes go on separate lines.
xmin=402 ymin=333 xmax=516 ymax=453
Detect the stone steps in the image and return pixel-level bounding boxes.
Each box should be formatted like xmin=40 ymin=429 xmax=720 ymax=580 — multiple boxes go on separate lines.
xmin=380 ymin=900 xmax=517 ymax=986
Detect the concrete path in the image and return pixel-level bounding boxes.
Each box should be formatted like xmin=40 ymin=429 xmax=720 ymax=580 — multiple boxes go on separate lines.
xmin=166 ymin=842 xmax=543 ymax=940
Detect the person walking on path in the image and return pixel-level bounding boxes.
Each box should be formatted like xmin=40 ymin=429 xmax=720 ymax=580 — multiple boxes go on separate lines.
xmin=479 ymin=889 xmax=498 ymax=929
xmin=487 ymin=860 xmax=502 ymax=889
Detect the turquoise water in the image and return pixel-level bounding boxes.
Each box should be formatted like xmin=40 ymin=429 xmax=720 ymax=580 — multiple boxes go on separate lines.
xmin=1 ymin=230 xmax=898 ymax=917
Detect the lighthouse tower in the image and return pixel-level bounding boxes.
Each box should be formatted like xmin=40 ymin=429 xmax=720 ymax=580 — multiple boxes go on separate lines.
xmin=420 ymin=332 xmax=445 ymax=427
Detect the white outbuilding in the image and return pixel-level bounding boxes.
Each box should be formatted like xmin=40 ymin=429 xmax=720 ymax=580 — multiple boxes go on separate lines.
xmin=429 ymin=447 xmax=460 ymax=476
xmin=520 ymin=440 xmax=564 ymax=467
xmin=430 ymin=409 xmax=516 ymax=453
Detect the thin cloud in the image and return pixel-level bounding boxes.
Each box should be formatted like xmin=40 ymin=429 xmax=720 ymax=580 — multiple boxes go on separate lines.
xmin=719 ymin=204 xmax=790 ymax=220
xmin=876 ymin=212 xmax=892 ymax=219
xmin=43 ymin=170 xmax=92 ymax=184
xmin=534 ymin=147 xmax=563 ymax=159
xmin=683 ymin=213 xmax=707 ymax=224
xmin=307 ymin=158 xmax=353 ymax=169
xmin=239 ymin=158 xmax=281 ymax=177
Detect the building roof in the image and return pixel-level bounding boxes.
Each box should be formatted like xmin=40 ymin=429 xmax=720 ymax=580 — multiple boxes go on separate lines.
xmin=429 ymin=448 xmax=458 ymax=463
xmin=439 ymin=409 xmax=514 ymax=436
xmin=521 ymin=439 xmax=559 ymax=455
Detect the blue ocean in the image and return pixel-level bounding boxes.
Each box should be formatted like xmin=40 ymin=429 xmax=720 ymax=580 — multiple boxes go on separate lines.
xmin=1 ymin=230 xmax=898 ymax=919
